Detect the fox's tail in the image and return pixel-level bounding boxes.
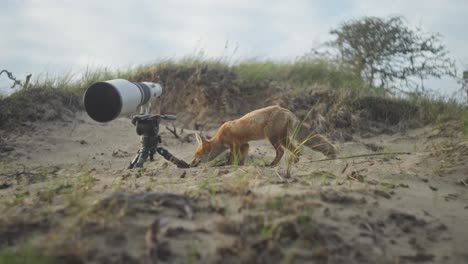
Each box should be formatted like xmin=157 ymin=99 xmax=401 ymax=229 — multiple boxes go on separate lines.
xmin=289 ymin=116 xmax=338 ymax=158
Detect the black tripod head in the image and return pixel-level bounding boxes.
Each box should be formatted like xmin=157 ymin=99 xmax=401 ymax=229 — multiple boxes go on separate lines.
xmin=128 ymin=114 xmax=189 ymax=169
xmin=132 ymin=114 xmax=176 ymax=136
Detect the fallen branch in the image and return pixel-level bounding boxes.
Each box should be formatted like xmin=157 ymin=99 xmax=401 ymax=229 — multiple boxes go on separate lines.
xmin=165 ymin=124 xmax=193 ymax=143
xmin=165 ymin=124 xmax=180 ymax=139
xmin=306 ymin=152 xmax=415 ymax=163
xmin=460 ymin=179 xmax=467 ymax=187
xmin=275 ymin=170 xmax=285 ymax=182
xmin=341 ymin=162 xmax=349 ymax=173
xmin=347 ymin=171 xmax=365 ymax=182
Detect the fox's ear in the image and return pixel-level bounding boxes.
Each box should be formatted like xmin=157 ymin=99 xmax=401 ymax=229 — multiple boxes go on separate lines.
xmin=195 ymin=133 xmax=202 ymax=145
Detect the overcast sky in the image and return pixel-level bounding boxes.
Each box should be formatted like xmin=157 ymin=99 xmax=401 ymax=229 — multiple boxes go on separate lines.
xmin=1 ymin=0 xmax=467 ymax=95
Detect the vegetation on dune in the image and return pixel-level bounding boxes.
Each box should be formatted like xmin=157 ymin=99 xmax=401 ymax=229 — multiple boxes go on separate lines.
xmin=0 ymin=55 xmax=466 ymax=134
xmin=0 ymin=86 xmax=81 ymax=123
xmin=232 ymin=57 xmax=366 ymax=92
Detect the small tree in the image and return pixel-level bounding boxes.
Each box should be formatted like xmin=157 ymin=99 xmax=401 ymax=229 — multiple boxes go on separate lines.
xmin=463 ymin=70 xmax=468 ymax=100
xmin=329 ymin=16 xmax=456 ymax=92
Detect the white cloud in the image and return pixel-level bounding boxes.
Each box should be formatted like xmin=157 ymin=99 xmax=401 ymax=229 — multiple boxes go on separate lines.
xmin=1 ymin=0 xmax=467 ymax=95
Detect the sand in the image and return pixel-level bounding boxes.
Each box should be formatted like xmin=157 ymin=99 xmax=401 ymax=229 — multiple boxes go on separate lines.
xmin=0 ymin=112 xmax=467 ymax=263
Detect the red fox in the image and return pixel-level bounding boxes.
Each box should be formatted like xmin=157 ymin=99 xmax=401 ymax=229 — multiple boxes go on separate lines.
xmin=190 ymin=105 xmax=337 ymax=167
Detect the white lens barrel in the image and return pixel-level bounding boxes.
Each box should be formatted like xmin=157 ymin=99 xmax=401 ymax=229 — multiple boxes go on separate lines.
xmin=83 ymin=79 xmax=162 ymax=123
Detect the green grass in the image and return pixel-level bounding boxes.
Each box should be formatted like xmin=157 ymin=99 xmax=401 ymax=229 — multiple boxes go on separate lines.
xmin=408 ymin=94 xmax=468 ymax=125
xmin=232 ymin=57 xmax=369 ymax=93
xmin=199 ymin=170 xmax=222 ymax=196
xmin=1 ymin=55 xmax=367 ymax=96
xmin=0 ymin=246 xmax=50 ymax=264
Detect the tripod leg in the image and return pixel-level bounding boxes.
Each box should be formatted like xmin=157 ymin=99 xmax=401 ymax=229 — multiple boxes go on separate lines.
xmin=128 ymin=151 xmax=141 ymax=169
xmin=128 ymin=148 xmax=150 ymax=169
xmin=149 ymin=149 xmax=155 ymax=161
xmin=156 ymin=147 xmax=190 ymax=168
xmin=135 ymin=149 xmax=149 ymax=168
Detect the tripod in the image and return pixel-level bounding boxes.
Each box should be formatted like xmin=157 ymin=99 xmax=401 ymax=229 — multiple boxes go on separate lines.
xmin=128 ymin=114 xmax=190 ymax=169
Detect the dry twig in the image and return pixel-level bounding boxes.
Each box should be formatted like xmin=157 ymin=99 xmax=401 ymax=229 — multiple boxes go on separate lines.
xmin=165 ymin=124 xmax=180 ymax=139
xmin=0 ymin=69 xmax=31 ymax=89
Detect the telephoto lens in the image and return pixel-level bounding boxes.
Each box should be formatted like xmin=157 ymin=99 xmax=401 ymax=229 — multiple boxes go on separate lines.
xmin=83 ymin=79 xmax=162 ymax=122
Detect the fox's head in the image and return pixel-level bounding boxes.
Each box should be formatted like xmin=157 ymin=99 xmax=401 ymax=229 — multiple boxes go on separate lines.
xmin=190 ymin=133 xmax=226 ymax=167
xmin=191 ymin=133 xmax=212 ymax=167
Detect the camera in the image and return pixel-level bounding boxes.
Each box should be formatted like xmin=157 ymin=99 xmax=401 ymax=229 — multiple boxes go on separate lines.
xmin=83 ymin=79 xmax=189 ymax=169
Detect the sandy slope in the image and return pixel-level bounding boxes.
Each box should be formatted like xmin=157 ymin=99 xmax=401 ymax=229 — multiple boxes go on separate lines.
xmin=0 ymin=113 xmax=467 ymax=264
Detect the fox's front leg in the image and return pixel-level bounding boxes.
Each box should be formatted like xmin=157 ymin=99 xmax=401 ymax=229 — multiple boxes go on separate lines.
xmin=228 ymin=143 xmax=241 ymax=165
xmin=239 ymin=143 xmax=250 ymax=165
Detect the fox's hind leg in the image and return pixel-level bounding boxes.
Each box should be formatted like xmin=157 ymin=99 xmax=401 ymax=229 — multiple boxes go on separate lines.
xmin=267 ymin=138 xmax=284 ymax=166
xmin=266 ymin=126 xmax=287 ymax=166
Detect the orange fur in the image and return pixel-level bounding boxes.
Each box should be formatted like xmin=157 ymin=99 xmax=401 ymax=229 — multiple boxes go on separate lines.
xmin=190 ymin=105 xmax=337 ymax=167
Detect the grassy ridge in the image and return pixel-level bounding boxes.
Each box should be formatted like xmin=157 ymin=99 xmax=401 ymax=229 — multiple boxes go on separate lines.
xmin=3 ymin=56 xmax=370 ymax=94
xmin=1 ymin=56 xmax=467 ymax=135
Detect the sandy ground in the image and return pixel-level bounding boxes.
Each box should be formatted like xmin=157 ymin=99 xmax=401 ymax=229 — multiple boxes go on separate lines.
xmin=0 ymin=112 xmax=467 ymax=264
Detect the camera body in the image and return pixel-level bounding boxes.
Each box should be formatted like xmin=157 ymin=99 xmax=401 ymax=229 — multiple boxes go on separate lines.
xmin=131 ymin=114 xmax=177 ymax=136
xmin=132 ymin=114 xmax=161 ymax=136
